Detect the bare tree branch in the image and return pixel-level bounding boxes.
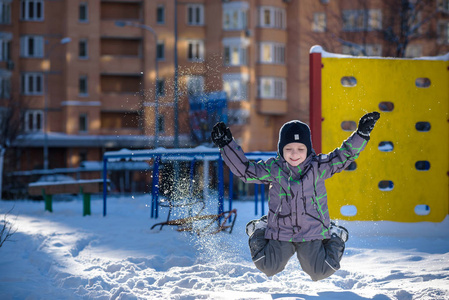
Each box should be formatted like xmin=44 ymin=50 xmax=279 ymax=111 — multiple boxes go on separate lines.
xmin=0 ymin=207 xmax=17 ymax=248
xmin=0 ymin=98 xmax=25 ymax=149
xmin=330 ymin=33 xmax=368 ymax=56
xmin=0 ymin=96 xmax=27 ymax=199
xmin=306 ymin=0 xmax=442 ymax=58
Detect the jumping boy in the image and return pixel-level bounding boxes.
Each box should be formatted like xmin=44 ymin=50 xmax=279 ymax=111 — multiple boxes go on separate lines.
xmin=211 ymin=112 xmax=380 ymax=281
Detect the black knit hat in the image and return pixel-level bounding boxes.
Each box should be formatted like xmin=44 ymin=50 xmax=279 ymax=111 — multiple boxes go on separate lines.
xmin=278 ymin=120 xmax=313 ymax=159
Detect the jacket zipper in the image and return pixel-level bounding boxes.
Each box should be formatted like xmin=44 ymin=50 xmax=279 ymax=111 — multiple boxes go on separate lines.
xmin=273 ymin=202 xmax=282 ymax=222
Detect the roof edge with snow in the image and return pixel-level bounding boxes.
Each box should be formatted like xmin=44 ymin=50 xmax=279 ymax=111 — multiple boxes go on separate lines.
xmin=309 ymin=45 xmax=449 ymax=61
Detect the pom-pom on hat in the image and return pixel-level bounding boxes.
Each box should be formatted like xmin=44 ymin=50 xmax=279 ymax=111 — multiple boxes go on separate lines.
xmin=277 ymin=120 xmax=313 ymax=159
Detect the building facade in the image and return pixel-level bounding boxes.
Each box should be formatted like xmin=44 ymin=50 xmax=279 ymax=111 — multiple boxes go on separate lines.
xmin=0 ymin=0 xmax=448 ymax=173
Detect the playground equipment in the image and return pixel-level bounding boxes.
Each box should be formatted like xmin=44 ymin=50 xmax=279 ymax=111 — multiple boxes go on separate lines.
xmin=309 ymin=46 xmax=449 ymax=222
xmin=28 ymin=179 xmax=109 ymax=216
xmin=150 ymin=209 xmax=238 ymax=235
xmin=103 ymin=147 xmax=225 ymax=214
xmin=102 ymin=147 xmax=275 ymax=234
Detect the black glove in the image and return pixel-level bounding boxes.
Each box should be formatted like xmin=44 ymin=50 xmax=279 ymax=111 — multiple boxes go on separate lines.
xmin=211 ymin=122 xmax=233 ymax=148
xmin=357 ymin=111 xmax=380 ymax=140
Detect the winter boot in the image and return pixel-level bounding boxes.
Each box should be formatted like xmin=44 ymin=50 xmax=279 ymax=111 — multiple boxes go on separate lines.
xmin=246 ymin=215 xmax=268 ymax=237
xmin=329 ymin=222 xmax=349 ymax=243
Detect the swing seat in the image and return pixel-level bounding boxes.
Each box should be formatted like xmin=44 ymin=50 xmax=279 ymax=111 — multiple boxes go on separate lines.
xmin=151 ymin=208 xmax=237 ymax=235
xmin=150 ymin=156 xmax=234 ymax=235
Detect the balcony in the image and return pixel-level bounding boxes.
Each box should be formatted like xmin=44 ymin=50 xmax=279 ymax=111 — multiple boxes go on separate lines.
xmin=100 ymin=55 xmax=142 ymax=74
xmin=99 ymin=127 xmax=144 ymax=136
xmin=99 ymin=110 xmax=143 ymax=136
xmin=101 ymin=20 xmax=143 ymax=38
xmin=100 ymin=93 xmax=142 ymax=111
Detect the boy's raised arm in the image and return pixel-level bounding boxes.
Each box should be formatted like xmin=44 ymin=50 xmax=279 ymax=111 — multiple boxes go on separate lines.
xmin=318 ymin=111 xmax=380 ymax=179
xmin=211 ymin=122 xmax=272 ymax=184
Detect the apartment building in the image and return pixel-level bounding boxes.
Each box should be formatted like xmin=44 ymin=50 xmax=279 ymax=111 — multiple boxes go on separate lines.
xmin=0 ymin=0 xmax=448 ymax=174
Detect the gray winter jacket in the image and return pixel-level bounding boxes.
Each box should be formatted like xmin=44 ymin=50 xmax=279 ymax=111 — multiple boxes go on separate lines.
xmin=220 ymin=132 xmax=367 ymax=242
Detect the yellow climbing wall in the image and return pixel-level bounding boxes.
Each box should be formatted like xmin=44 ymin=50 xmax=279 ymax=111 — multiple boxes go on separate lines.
xmin=321 ymin=56 xmax=449 ymax=222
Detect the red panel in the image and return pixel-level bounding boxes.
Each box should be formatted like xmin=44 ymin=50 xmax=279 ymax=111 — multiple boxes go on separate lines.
xmin=309 ymin=52 xmax=322 ymax=154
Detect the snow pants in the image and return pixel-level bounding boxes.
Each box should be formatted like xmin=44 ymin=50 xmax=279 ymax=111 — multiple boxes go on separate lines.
xmin=249 ymin=229 xmax=345 ymax=281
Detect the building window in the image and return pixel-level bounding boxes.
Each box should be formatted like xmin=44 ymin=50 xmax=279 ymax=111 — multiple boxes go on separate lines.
xmin=187 ymin=76 xmax=204 ymax=96
xmin=259 ymin=6 xmax=286 ymax=29
xmin=0 ymin=77 xmax=11 ymax=99
xmin=223 ymin=74 xmax=248 ymax=102
xmin=438 ymin=21 xmax=449 ymax=44
xmin=222 ymin=37 xmax=249 ymax=66
xmin=187 ymin=4 xmax=204 ymax=25
xmin=437 ymin=0 xmax=449 ymax=12
xmin=312 ymin=12 xmax=326 ymax=32
xmin=79 ymin=2 xmax=88 ymax=22
xmin=258 ymin=77 xmax=286 ymax=99
xmin=79 ymin=75 xmax=88 ymax=96
xmin=157 ymin=5 xmax=165 ymax=24
xmin=342 ymin=44 xmax=382 ymax=56
xmin=0 ymin=2 xmax=11 ymax=24
xmin=157 ymin=41 xmax=165 ymax=60
xmin=259 ymin=43 xmax=285 ymax=64
xmin=0 ymin=38 xmax=11 ymax=61
xmin=21 ymin=73 xmax=43 ymax=95
xmin=21 ymin=0 xmax=44 ymax=21
xmin=343 ymin=10 xmax=360 ymax=31
xmin=79 ymin=113 xmax=88 ymax=132
xmin=79 ymin=39 xmax=88 ymax=59
xmin=224 ymin=45 xmax=247 ymax=66
xmin=157 ymin=115 xmax=164 ymax=133
xmin=25 ymin=110 xmax=43 ymax=132
xmin=223 ymin=3 xmax=248 ymax=30
xmin=368 ymin=9 xmax=382 ymax=30
xmin=343 ymin=9 xmax=382 ymax=31
xmin=156 ymin=79 xmax=165 ymax=96
xmin=365 ymin=44 xmax=382 ymax=56
xmin=405 ymin=45 xmax=422 ymax=58
xmin=187 ymin=40 xmax=204 ymax=62
xmin=20 ymin=35 xmax=44 ymax=58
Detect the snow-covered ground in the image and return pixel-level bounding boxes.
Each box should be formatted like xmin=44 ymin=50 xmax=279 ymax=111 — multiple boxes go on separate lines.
xmin=0 ymin=194 xmax=448 ymax=300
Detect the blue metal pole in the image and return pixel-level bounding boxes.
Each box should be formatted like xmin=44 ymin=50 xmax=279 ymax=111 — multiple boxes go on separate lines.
xmin=189 ymin=158 xmax=196 ymax=197
xmin=102 ymin=158 xmax=108 ymax=217
xmin=150 ymin=159 xmax=156 ymax=218
xmin=173 ymin=0 xmax=179 ymax=148
xmin=218 ymin=156 xmax=224 ymax=216
xmin=254 ymin=184 xmax=259 ymax=215
xmin=228 ymin=170 xmax=233 ymax=215
xmin=260 ymin=184 xmax=265 ymax=216
xmin=151 ymin=156 xmax=161 ymax=218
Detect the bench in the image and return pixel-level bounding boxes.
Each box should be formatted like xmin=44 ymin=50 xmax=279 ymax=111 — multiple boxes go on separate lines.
xmin=28 ymin=179 xmax=109 ymax=216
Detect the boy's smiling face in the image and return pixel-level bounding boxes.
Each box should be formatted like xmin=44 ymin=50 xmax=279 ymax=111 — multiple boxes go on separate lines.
xmin=283 ymin=142 xmax=308 ymax=167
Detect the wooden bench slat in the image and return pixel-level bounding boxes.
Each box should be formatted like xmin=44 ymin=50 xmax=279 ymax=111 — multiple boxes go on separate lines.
xmin=28 ymin=180 xmax=108 ymax=196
